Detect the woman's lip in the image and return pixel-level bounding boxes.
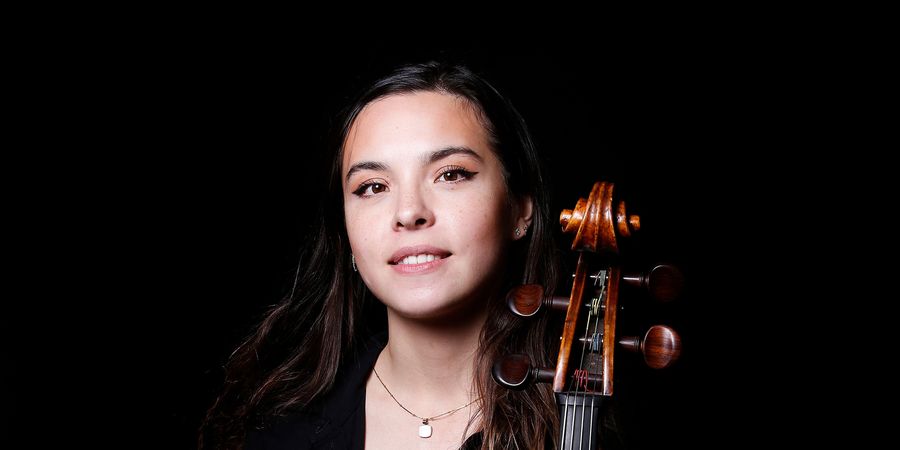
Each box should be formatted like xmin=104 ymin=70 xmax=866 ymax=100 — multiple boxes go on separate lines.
xmin=388 ymin=245 xmax=452 ymax=264
xmin=390 ymin=255 xmax=449 ymax=274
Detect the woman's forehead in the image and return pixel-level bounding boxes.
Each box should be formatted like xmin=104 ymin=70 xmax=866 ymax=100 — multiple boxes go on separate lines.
xmin=342 ymin=92 xmax=492 ymax=172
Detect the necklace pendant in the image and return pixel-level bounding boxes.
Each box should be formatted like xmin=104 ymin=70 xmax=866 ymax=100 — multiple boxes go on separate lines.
xmin=418 ymin=420 xmax=433 ymax=438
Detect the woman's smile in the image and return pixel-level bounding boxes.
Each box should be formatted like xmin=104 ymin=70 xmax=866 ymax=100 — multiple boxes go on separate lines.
xmin=388 ymin=244 xmax=452 ymax=274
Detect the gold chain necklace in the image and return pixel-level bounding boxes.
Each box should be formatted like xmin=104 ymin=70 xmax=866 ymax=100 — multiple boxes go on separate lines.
xmin=372 ymin=367 xmax=481 ymax=439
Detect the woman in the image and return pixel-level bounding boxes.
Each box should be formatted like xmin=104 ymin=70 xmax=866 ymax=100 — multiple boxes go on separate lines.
xmin=200 ymin=61 xmax=561 ymax=449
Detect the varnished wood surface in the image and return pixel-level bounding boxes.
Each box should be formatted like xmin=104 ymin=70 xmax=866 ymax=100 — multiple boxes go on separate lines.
xmin=622 ymin=264 xmax=684 ymax=303
xmin=553 ymin=252 xmax=588 ymax=392
xmin=601 ymin=266 xmax=620 ymax=396
xmin=642 ymin=325 xmax=682 ymax=369
xmin=507 ymin=284 xmax=544 ymax=317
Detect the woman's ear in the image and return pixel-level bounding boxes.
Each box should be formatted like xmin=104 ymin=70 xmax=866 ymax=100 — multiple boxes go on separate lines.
xmin=514 ymin=195 xmax=534 ymax=239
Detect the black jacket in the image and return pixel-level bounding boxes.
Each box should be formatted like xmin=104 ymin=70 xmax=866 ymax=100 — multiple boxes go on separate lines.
xmin=245 ymin=333 xmax=482 ymax=449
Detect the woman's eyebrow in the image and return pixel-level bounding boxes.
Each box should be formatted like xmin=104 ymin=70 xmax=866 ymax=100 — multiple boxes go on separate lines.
xmin=426 ymin=146 xmax=483 ymax=164
xmin=345 ymin=147 xmax=483 ymax=183
xmin=345 ymin=161 xmax=388 ymax=183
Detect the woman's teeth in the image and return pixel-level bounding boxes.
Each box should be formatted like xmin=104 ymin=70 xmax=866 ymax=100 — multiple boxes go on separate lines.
xmin=398 ymin=254 xmax=442 ymax=265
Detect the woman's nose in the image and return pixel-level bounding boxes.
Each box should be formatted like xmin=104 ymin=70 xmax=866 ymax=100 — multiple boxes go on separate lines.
xmin=392 ymin=187 xmax=434 ymax=231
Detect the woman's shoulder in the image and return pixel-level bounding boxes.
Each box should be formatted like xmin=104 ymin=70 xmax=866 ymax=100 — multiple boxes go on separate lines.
xmin=245 ymin=331 xmax=387 ymax=449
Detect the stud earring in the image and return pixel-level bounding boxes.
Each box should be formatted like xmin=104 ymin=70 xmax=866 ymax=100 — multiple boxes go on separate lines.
xmin=514 ymin=227 xmax=521 ymax=237
xmin=351 ymin=254 xmax=357 ymax=272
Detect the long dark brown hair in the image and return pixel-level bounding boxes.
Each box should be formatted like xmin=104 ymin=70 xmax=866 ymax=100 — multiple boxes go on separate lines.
xmin=199 ymin=61 xmax=560 ymax=449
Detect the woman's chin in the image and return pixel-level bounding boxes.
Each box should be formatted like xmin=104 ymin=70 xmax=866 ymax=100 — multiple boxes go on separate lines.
xmin=381 ymin=295 xmax=490 ymax=326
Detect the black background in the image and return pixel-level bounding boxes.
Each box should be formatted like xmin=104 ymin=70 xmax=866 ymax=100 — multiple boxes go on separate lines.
xmin=5 ymin=34 xmax=772 ymax=449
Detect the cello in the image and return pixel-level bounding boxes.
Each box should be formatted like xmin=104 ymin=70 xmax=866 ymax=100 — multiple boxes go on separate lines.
xmin=493 ymin=181 xmax=683 ymax=450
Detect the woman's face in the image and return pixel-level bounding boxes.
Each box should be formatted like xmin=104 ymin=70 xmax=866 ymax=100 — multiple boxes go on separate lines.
xmin=342 ymin=91 xmax=530 ymax=320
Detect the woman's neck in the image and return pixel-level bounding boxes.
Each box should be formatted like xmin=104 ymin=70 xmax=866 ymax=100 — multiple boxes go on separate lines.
xmin=377 ymin=305 xmax=489 ymax=407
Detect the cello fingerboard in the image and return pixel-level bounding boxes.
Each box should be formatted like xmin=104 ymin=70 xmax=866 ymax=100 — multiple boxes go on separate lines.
xmin=556 ymin=392 xmax=604 ymax=450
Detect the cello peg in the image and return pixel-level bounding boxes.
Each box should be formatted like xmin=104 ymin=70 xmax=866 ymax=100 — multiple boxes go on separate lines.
xmin=491 ymin=354 xmax=555 ymax=390
xmin=622 ymin=264 xmax=684 ymax=302
xmin=617 ymin=325 xmax=682 ymax=369
xmin=506 ymin=284 xmax=569 ymax=317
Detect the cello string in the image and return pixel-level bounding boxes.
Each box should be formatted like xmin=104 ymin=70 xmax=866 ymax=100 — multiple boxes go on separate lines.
xmin=572 ymin=305 xmax=590 ymax=448
xmin=576 ymin=312 xmax=591 ymax=449
xmin=574 ymin=269 xmax=602 ymax=449
xmin=587 ymin=272 xmax=607 ymax=450
xmin=579 ymin=270 xmax=605 ymax=450
xmin=565 ymin=256 xmax=586 ymax=449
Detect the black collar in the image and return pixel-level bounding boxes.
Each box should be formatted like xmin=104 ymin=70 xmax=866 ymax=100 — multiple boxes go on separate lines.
xmin=316 ymin=331 xmax=387 ymax=428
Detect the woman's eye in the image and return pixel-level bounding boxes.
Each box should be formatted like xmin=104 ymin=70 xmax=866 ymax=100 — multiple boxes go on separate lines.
xmin=352 ymin=182 xmax=388 ymax=197
xmin=436 ymin=167 xmax=477 ymax=183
